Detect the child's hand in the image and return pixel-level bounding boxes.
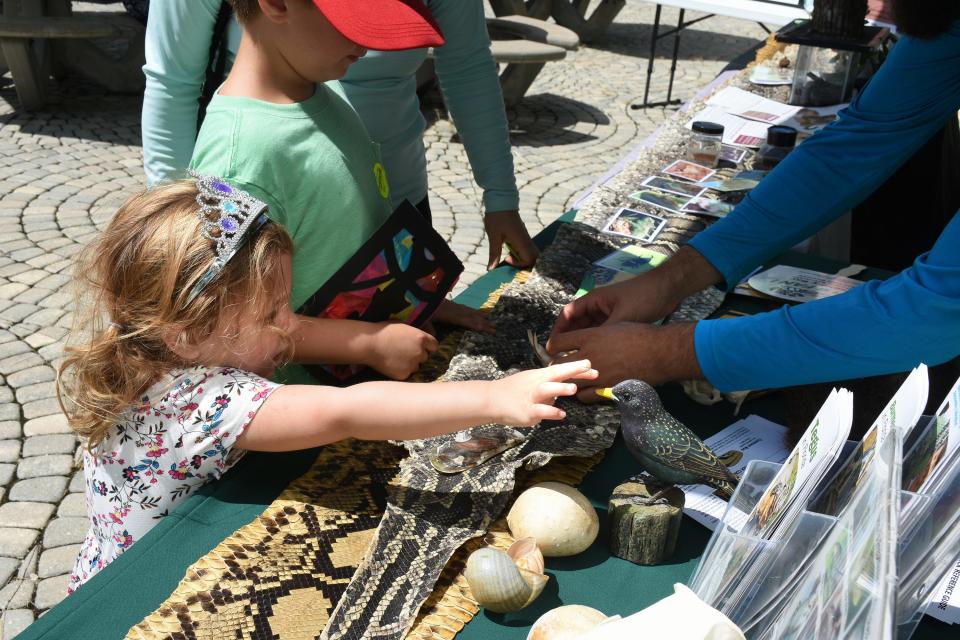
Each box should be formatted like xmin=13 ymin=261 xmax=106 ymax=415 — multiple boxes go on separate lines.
xmin=365 ymin=322 xmax=439 ymax=380
xmin=493 ymin=360 xmax=598 ymax=427
xmin=431 ymin=300 xmax=496 ymax=334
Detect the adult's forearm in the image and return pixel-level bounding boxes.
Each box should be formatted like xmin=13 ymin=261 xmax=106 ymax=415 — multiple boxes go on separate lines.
xmin=695 ymin=213 xmax=960 ymax=391
xmin=651 ymin=246 xmax=725 ymax=314
xmin=690 ymin=25 xmax=960 ymax=287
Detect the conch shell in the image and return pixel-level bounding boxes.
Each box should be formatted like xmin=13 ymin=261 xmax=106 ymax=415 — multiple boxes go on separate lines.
xmin=464 ymin=537 xmax=548 ymax=613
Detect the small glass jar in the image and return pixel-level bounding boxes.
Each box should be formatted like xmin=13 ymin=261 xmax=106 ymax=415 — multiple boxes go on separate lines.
xmin=687 ymin=121 xmax=724 ymax=167
xmin=756 ymin=125 xmax=798 ymax=170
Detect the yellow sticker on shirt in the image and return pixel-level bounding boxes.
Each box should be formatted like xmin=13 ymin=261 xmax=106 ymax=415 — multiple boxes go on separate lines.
xmin=373 ymin=162 xmax=389 ymax=199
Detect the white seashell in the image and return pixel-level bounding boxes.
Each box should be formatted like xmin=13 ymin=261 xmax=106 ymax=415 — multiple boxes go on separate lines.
xmin=508 ymin=482 xmax=599 ymax=557
xmin=464 ymin=540 xmax=549 ymax=613
xmin=507 ymin=536 xmax=544 ymax=575
xmin=527 ymin=329 xmax=553 ymax=366
xmin=526 ymin=604 xmax=608 ymax=640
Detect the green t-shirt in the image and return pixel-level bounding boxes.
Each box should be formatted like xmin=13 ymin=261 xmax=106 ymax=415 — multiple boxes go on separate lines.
xmin=190 ymin=82 xmax=392 ymax=312
xmin=190 ymin=83 xmax=392 ymax=385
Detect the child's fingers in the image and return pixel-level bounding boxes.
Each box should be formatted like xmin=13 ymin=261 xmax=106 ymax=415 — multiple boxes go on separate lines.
xmin=536 ymin=381 xmax=578 ymax=400
xmin=567 ymin=368 xmax=599 ymax=381
xmin=532 ymin=403 xmax=567 ymax=421
xmin=423 ymin=333 xmax=440 ymax=352
xmin=544 ymin=359 xmax=592 ymax=381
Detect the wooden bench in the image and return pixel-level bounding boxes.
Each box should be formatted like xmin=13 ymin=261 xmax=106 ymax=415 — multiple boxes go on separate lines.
xmin=489 ymin=0 xmax=626 ymax=44
xmin=0 ymin=2 xmax=144 ymax=111
xmin=487 ymin=14 xmax=579 ymax=105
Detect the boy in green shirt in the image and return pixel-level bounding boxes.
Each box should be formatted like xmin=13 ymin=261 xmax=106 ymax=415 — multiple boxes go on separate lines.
xmin=191 ymin=0 xmax=490 ymax=384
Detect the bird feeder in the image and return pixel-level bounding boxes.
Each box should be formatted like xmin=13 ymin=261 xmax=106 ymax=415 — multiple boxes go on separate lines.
xmin=775 ymin=19 xmax=887 ymax=106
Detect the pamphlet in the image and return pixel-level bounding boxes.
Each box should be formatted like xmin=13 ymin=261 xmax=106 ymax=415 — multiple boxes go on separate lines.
xmin=706 ymin=86 xmax=802 ymax=125
xmin=811 ymin=365 xmax=929 ymax=517
xmin=747 ymin=265 xmax=862 ymax=303
xmin=904 ymin=375 xmax=960 ymax=493
xmin=686 ymin=106 xmax=771 ymax=148
xmin=575 ymin=245 xmax=666 ymax=299
xmin=740 ymin=388 xmax=853 ymax=539
xmin=678 ymin=415 xmax=791 ymax=531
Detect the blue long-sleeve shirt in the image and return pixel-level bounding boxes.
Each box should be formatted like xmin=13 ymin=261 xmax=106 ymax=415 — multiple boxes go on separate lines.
xmin=141 ymin=0 xmax=519 ymax=213
xmin=689 ymin=23 xmax=960 ymax=392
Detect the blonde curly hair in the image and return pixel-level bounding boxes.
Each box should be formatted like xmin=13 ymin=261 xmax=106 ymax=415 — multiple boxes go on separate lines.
xmin=57 ymin=180 xmax=293 ymax=449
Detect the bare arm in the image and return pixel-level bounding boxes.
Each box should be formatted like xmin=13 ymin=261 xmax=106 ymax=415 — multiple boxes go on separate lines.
xmin=290 ymin=316 xmax=438 ymax=380
xmin=235 ymin=360 xmax=598 ymax=451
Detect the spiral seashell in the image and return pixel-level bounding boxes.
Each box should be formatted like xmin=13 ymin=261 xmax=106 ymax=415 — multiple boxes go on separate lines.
xmin=464 ymin=538 xmax=549 ymax=613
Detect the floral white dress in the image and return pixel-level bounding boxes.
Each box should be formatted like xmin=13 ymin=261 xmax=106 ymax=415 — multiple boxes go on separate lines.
xmin=68 ymin=366 xmax=278 ymax=592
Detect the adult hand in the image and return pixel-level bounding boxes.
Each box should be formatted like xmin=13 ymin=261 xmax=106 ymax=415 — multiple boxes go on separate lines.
xmin=364 ymin=322 xmax=439 ymax=380
xmin=484 ymin=210 xmax=540 ymax=270
xmin=549 ymin=246 xmax=725 ymax=340
xmin=549 ymin=276 xmax=668 ymax=339
xmin=547 ymin=322 xmax=703 ymax=402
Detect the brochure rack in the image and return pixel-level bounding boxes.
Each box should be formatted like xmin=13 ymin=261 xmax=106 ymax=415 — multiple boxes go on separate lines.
xmin=689 ymin=437 xmax=946 ymax=639
xmin=896 ymin=445 xmax=960 ymax=639
xmin=689 ymin=460 xmax=841 ymax=630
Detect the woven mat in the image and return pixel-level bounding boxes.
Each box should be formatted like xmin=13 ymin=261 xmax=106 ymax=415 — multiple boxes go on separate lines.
xmin=126 ymin=265 xmax=608 ymax=640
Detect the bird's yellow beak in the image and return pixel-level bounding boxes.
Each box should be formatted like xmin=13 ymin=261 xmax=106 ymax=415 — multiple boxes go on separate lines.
xmin=596 ymin=388 xmax=618 ymax=402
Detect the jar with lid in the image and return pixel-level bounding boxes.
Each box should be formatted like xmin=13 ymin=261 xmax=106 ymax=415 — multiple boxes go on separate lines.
xmin=687 ymin=121 xmax=724 ymax=167
xmin=756 ymin=125 xmax=798 ymax=170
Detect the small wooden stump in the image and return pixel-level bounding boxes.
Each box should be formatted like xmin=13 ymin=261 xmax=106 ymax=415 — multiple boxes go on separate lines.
xmin=607 ymin=476 xmax=684 ymax=565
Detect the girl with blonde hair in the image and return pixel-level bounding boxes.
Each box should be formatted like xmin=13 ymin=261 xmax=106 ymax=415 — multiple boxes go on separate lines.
xmin=59 ymin=174 xmax=595 ymax=590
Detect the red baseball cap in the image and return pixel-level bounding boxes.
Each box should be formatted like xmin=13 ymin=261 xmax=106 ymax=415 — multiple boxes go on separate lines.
xmin=313 ymin=0 xmax=445 ymax=51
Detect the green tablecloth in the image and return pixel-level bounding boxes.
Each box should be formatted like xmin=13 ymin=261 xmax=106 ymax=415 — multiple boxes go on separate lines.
xmin=20 ymin=214 xmax=952 ymax=639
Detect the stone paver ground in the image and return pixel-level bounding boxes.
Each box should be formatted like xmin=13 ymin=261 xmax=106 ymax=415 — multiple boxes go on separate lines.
xmin=0 ymin=2 xmax=765 ymax=636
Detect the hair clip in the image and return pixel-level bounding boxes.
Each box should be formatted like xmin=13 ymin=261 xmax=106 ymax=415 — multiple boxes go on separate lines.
xmin=185 ymin=171 xmax=270 ymax=305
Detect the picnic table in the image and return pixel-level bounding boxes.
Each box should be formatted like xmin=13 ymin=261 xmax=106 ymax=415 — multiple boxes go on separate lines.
xmin=489 ymin=0 xmax=627 ymax=44
xmin=0 ymin=0 xmax=143 ymax=110
xmin=16 ymin=209 xmax=953 ymax=638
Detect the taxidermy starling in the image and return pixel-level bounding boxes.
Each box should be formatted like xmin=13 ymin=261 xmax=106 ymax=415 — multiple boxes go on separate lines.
xmin=598 ymin=380 xmax=739 ymax=500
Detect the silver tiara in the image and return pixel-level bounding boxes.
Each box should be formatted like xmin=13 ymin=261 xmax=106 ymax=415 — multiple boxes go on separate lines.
xmin=185 ymin=171 xmax=270 ymax=304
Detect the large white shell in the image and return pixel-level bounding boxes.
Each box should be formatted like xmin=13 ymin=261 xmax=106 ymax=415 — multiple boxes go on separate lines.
xmin=526 ymin=604 xmax=608 ymax=640
xmin=464 ymin=538 xmax=548 ymax=613
xmin=507 ymin=482 xmax=599 ymax=557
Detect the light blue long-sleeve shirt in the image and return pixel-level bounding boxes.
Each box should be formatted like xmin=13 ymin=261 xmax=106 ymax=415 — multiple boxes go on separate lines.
xmin=689 ymin=23 xmax=960 ymax=392
xmin=141 ymin=0 xmax=519 ymax=213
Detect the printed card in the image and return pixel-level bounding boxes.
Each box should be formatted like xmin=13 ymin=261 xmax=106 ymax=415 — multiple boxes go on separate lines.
xmin=640 ymin=175 xmax=706 ymax=198
xmin=719 ymin=144 xmax=748 ymax=164
xmin=662 ymin=159 xmax=716 ymax=183
xmin=602 ymin=207 xmax=667 ymax=243
xmin=628 ymin=189 xmax=690 ymax=213
xmin=682 ymin=196 xmax=736 ymax=218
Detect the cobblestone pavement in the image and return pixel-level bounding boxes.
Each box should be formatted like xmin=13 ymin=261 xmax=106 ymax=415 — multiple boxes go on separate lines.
xmin=0 ymin=2 xmax=766 ymax=636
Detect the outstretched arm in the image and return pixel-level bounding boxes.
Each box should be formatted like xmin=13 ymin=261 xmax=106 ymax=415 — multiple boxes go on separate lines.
xmin=235 ymin=360 xmax=597 ymax=450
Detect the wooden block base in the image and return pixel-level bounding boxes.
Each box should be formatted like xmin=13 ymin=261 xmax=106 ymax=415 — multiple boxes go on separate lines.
xmin=607 ymin=476 xmax=684 ymax=565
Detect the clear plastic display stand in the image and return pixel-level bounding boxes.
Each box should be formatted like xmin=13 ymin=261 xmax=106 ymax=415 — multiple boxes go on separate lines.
xmin=688 ymin=460 xmax=838 ymax=629
xmin=689 ymin=451 xmax=960 ymax=639
xmin=896 ymin=450 xmax=960 ymax=639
